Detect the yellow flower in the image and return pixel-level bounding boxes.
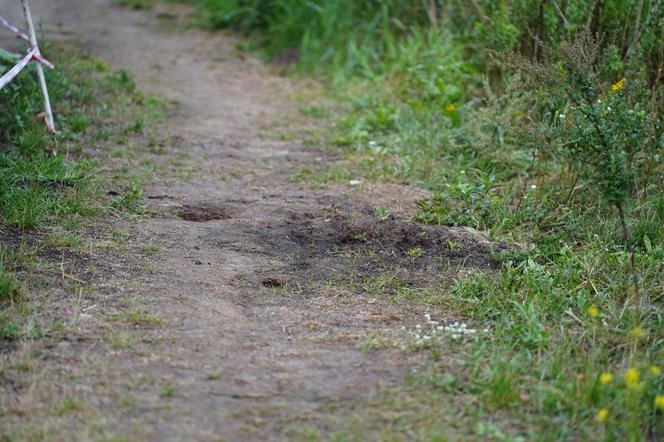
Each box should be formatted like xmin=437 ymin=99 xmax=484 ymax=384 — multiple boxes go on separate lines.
xmin=655 ymin=395 xmax=664 ymax=410
xmin=625 ymin=368 xmax=640 ymax=389
xmin=596 ymin=408 xmax=609 ymax=423
xmin=630 ymin=327 xmax=646 ymax=339
xmin=599 ymin=372 xmax=614 ymax=384
xmin=650 ymin=366 xmax=662 ymax=376
xmin=445 ymin=103 xmax=457 ymax=112
xmin=611 ymin=78 xmax=625 ymax=93
xmin=587 ymin=305 xmax=599 ymax=318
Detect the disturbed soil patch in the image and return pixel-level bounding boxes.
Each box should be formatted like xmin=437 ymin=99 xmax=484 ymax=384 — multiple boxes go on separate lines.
xmin=178 ymin=204 xmax=232 ymax=222
xmin=261 ymin=276 xmax=284 ymax=288
xmin=247 ymin=204 xmax=507 ymax=287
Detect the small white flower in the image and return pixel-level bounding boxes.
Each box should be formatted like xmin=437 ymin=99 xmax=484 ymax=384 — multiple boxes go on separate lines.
xmin=349 ymin=179 xmax=362 ymax=186
xmin=530 ymin=184 xmax=537 ymax=190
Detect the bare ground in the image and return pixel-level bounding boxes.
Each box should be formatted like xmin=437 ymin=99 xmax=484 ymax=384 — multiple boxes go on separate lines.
xmin=0 ymin=2 xmax=504 ymax=440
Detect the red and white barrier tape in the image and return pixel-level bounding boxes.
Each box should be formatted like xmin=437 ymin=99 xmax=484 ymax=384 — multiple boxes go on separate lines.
xmin=0 ymin=14 xmax=54 ymax=69
xmin=0 ymin=14 xmax=30 ymax=42
xmin=0 ymin=46 xmax=36 ymax=89
xmin=1 ymin=0 xmax=55 ymax=132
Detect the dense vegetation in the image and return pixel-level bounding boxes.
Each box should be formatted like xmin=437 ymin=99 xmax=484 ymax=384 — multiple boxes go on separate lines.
xmin=189 ymin=0 xmax=664 ymax=439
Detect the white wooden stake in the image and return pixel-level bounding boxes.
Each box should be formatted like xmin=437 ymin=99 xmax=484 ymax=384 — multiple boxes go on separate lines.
xmin=21 ymin=0 xmax=55 ymax=132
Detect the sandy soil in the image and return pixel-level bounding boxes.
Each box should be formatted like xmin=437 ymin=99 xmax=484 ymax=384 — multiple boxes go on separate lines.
xmin=0 ymin=2 xmax=502 ymax=440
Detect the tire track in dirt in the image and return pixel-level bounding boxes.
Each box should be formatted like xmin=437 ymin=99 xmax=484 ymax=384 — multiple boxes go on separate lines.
xmin=0 ymin=2 xmax=503 ymax=440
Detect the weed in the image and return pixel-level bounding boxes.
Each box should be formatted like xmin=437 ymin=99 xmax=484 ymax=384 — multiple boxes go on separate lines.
xmin=113 ymin=0 xmax=156 ymax=10
xmin=126 ymin=309 xmax=164 ymax=326
xmin=0 ymin=266 xmax=24 ymax=305
xmin=205 ymin=372 xmax=222 ymax=380
xmin=111 ymin=184 xmax=144 ymax=212
xmin=359 ymin=332 xmax=392 ymax=353
xmin=52 ymin=397 xmax=85 ymax=416
xmin=118 ymin=393 xmax=137 ymax=409
xmin=160 ymin=385 xmax=178 ymax=397
xmin=375 ymin=207 xmax=390 ymax=221
xmin=0 ymin=315 xmax=22 ymax=339
xmin=105 ymin=331 xmax=136 ymax=349
xmin=139 ymin=242 xmax=160 ymax=254
xmin=45 ymin=230 xmax=84 ymax=250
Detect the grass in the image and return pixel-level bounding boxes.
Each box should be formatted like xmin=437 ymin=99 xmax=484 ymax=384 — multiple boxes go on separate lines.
xmin=139 ymin=242 xmax=160 ymax=254
xmin=310 ymin=93 xmax=664 ymax=438
xmin=0 ymin=47 xmax=160 ymax=230
xmin=0 ymin=42 xmax=164 ymax=339
xmin=112 ymin=0 xmax=158 ymax=10
xmin=205 ymin=371 xmax=222 ymax=380
xmin=126 ymin=308 xmax=164 ymax=326
xmin=52 ymin=397 xmax=86 ymax=416
xmin=160 ymin=385 xmax=178 ymax=397
xmin=0 ymin=265 xmax=24 ymax=305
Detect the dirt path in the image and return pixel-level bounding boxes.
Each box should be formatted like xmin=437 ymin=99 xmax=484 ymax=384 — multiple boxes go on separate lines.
xmin=1 ymin=2 xmax=500 ymax=440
